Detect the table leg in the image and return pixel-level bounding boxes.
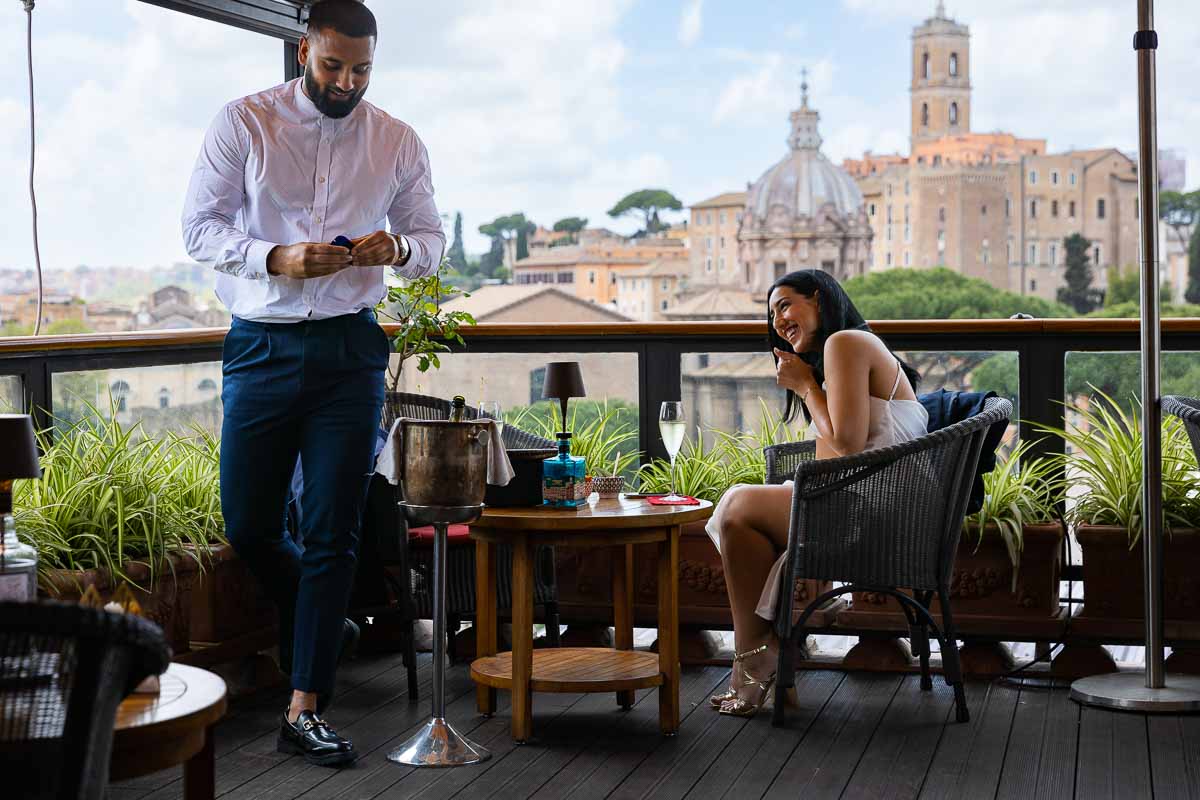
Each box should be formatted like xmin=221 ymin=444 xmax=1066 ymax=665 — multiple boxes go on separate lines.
xmin=183 ymin=725 xmax=215 ymax=800
xmin=657 ymin=526 xmax=680 ymax=734
xmin=511 ymin=533 xmax=534 ymax=742
xmin=475 ymin=538 xmax=497 ymax=716
xmin=612 ymin=542 xmax=635 ymax=709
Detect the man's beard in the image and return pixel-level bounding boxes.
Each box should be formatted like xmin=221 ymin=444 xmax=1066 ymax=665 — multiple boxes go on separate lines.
xmin=303 ymin=65 xmax=366 ymax=119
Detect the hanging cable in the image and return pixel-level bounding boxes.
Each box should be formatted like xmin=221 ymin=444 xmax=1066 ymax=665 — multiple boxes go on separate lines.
xmin=22 ymin=0 xmax=44 ymax=336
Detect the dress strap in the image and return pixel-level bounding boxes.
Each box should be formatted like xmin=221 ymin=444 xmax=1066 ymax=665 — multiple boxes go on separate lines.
xmin=888 ymin=359 xmax=903 ymax=401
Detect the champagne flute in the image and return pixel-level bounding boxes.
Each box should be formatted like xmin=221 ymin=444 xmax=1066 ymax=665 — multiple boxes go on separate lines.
xmin=478 ymin=400 xmax=504 ymax=438
xmin=659 ymin=401 xmax=686 ymax=502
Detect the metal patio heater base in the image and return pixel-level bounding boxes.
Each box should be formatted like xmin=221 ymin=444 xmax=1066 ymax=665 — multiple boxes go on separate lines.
xmin=387 ymin=504 xmax=491 ymax=768
xmin=1071 ymin=672 xmax=1200 ymax=714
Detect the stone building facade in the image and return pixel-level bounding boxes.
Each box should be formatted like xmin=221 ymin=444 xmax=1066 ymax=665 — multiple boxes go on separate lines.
xmin=848 ymin=2 xmax=1150 ymax=303
xmin=688 ymin=192 xmax=746 ymax=288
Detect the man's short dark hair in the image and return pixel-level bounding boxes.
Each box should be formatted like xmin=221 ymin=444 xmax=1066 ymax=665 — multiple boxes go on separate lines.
xmin=307 ymin=0 xmax=378 ymax=40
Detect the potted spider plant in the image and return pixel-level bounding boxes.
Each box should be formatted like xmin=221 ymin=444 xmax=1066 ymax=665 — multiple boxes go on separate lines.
xmin=13 ymin=410 xmax=214 ymax=653
xmin=1040 ymin=391 xmax=1200 ymax=635
xmin=840 ymin=440 xmax=1066 ymax=633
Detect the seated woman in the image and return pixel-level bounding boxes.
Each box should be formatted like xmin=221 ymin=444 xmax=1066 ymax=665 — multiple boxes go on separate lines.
xmin=707 ymin=269 xmax=927 ymax=717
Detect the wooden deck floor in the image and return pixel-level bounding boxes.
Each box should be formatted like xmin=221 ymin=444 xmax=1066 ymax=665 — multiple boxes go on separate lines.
xmin=112 ymin=650 xmax=1200 ymax=799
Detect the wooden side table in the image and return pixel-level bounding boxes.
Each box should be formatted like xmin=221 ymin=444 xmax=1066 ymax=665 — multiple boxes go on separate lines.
xmin=112 ymin=663 xmax=227 ymax=800
xmin=469 ymin=497 xmax=713 ymax=742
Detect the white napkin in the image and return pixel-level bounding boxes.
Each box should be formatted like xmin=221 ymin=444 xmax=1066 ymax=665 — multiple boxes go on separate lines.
xmin=375 ymin=418 xmax=514 ymax=487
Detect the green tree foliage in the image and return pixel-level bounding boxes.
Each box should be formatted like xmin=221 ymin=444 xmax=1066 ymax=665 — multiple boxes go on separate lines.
xmin=842 ymin=268 xmax=1072 ymax=319
xmin=1057 ymin=233 xmax=1103 ymax=313
xmin=479 ymin=213 xmax=535 ymax=276
xmin=552 ymin=216 xmax=587 ymax=244
xmin=446 ymin=212 xmax=468 ymax=272
xmin=1160 ymin=190 xmax=1200 ymax=264
xmin=607 ymin=189 xmax=682 ymax=234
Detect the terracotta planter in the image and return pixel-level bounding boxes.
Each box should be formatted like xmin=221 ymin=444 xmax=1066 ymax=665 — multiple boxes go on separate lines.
xmin=189 ymin=543 xmax=277 ymax=643
xmin=837 ymin=522 xmax=1066 ymax=634
xmin=41 ymin=553 xmax=200 ymax=654
xmin=1075 ymin=525 xmax=1200 ymax=625
xmin=555 ymin=518 xmax=831 ymax=628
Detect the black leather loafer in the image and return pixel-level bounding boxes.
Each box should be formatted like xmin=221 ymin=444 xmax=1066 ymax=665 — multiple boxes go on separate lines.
xmin=277 ymin=710 xmax=358 ymax=767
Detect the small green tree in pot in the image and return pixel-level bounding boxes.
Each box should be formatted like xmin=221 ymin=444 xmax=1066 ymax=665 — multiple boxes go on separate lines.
xmin=376 ymin=258 xmax=476 ymax=427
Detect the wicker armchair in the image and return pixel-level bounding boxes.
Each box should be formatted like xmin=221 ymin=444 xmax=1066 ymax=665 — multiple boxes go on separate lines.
xmin=763 ymin=396 xmax=1012 ymax=726
xmin=377 ymin=393 xmax=561 ymax=660
xmin=1164 ymin=396 xmax=1200 ymax=465
xmin=0 ymin=601 xmax=169 ymax=799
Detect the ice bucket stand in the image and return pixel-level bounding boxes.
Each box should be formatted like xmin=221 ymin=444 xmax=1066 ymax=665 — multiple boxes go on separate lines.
xmin=387 ymin=503 xmax=491 ymax=767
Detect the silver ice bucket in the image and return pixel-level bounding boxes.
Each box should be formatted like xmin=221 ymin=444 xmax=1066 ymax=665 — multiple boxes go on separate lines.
xmin=398 ymin=419 xmax=490 ymax=507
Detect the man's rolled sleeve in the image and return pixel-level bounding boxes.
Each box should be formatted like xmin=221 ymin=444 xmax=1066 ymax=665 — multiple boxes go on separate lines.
xmin=388 ymin=132 xmax=446 ymax=279
xmin=182 ymin=104 xmax=277 ymax=280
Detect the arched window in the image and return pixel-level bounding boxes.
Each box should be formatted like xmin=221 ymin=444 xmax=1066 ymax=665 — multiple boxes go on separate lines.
xmin=158 ymin=387 xmax=171 ymax=410
xmin=197 ymin=378 xmax=217 ymax=392
xmin=922 ymin=52 xmax=930 ymax=80
xmin=949 ymin=102 xmax=959 ymax=126
xmin=921 ymin=103 xmax=929 ymax=127
xmin=110 ymin=380 xmax=130 ymax=413
xmin=949 ymin=53 xmax=958 ymax=77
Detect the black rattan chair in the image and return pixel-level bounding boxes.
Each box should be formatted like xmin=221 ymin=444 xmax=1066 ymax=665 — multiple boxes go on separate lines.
xmin=763 ymin=396 xmax=1012 ymax=726
xmin=0 ymin=600 xmax=169 ymax=799
xmin=374 ymin=393 xmax=561 ymax=665
xmin=1164 ymin=396 xmax=1200 ymax=465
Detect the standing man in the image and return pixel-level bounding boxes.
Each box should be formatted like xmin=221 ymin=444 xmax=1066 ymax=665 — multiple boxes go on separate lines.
xmin=182 ymin=0 xmax=443 ymax=767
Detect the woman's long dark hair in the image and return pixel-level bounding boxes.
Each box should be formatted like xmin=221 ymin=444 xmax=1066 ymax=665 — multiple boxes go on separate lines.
xmin=768 ymin=269 xmax=920 ymax=423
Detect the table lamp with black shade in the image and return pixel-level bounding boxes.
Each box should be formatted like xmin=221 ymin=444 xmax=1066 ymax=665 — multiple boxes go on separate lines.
xmin=540 ymin=362 xmax=588 ymax=508
xmin=0 ymin=414 xmax=42 ymax=602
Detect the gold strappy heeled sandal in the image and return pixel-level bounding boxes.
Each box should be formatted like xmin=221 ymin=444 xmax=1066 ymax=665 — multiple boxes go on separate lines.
xmin=710 ymin=643 xmax=767 ymax=709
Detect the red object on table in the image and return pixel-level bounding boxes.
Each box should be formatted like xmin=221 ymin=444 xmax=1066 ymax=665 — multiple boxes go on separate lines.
xmin=408 ymin=524 xmax=471 ymax=542
xmin=646 ymin=495 xmax=701 ymax=506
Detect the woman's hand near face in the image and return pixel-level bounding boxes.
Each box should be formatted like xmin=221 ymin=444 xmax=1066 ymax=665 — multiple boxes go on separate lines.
xmin=773 ymin=347 xmax=817 ymax=394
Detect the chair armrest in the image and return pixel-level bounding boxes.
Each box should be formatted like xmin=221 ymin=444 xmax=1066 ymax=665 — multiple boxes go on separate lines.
xmin=763 ymin=440 xmax=816 ymax=485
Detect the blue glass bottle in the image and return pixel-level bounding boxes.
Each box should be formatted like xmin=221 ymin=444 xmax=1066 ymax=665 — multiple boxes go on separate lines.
xmin=542 ymin=433 xmax=586 ymax=508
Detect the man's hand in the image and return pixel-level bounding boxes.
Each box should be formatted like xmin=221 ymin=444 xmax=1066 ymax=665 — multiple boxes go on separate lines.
xmin=266 ymin=243 xmax=353 ymax=279
xmin=349 ymin=231 xmax=405 ymax=267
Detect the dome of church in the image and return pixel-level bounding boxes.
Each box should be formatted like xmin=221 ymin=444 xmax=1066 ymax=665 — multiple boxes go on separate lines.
xmin=744 ymin=85 xmax=863 ymax=223
xmin=746 ymin=150 xmax=864 ymax=222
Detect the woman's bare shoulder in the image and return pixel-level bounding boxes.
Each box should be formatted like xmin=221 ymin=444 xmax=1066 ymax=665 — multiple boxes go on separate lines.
xmin=824 ymin=329 xmax=882 ymax=354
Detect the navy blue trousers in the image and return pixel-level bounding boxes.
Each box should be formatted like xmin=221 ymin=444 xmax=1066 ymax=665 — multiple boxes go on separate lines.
xmin=220 ymin=309 xmax=386 ymax=695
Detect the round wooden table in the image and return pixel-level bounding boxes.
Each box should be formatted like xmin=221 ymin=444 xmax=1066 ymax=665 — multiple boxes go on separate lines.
xmin=112 ymin=663 xmax=227 ymax=799
xmin=469 ymin=496 xmax=713 ymax=742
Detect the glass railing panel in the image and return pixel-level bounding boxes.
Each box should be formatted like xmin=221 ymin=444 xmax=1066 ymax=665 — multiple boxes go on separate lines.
xmin=0 ymin=375 xmax=23 ymax=413
xmin=51 ymin=363 xmax=223 ymax=436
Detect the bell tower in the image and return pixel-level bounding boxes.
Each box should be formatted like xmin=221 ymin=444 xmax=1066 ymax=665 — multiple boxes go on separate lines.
xmin=910 ymin=1 xmax=971 ymax=147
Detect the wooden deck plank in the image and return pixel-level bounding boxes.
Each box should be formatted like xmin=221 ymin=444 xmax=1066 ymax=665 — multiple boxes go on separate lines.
xmin=918 ymin=680 xmax=1020 ymax=799
xmin=761 ymin=672 xmax=903 ymax=799
xmin=1031 ymin=682 xmax=1079 ymax=799
xmin=682 ymin=671 xmax=844 ymax=800
xmin=995 ymin=679 xmax=1052 ymax=800
xmin=111 ymin=651 xmax=1200 ymax=800
xmin=555 ymin=668 xmax=731 ymax=800
xmin=1149 ymin=716 xmax=1200 ymax=800
xmin=840 ymin=676 xmax=955 ymax=800
xmin=1075 ymin=708 xmax=1151 ymax=800
xmin=528 ymin=667 xmax=726 ymax=800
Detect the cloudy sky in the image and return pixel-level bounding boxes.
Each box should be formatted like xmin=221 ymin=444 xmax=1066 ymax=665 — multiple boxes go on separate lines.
xmin=1 ymin=0 xmax=1197 ymax=271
